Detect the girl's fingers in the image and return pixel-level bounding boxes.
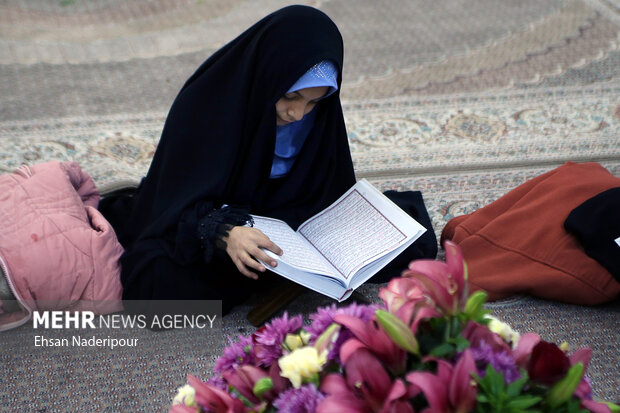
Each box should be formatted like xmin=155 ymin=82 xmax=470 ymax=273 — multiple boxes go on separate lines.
xmin=226 ymin=227 xmax=282 ymax=277
xmin=258 ymin=239 xmax=283 ymax=257
xmin=265 ymin=241 xmax=283 ymax=256
xmin=232 ymin=256 xmax=259 ymax=280
xmin=240 ymin=251 xmax=265 ymax=273
xmin=251 ymin=229 xmax=283 ymax=256
xmin=251 ymin=246 xmax=278 ymax=268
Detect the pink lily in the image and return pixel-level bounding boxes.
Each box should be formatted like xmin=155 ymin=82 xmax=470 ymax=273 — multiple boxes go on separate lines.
xmin=570 ymin=348 xmax=592 ymax=371
xmin=402 ymin=240 xmax=468 ymax=316
xmin=222 ymin=365 xmax=270 ymax=404
xmin=318 ymin=374 xmax=372 ymax=413
xmin=343 ymin=347 xmax=393 ymax=410
xmin=512 ymin=333 xmax=541 ymax=367
xmin=187 ymin=375 xmax=246 ymax=413
xmin=581 ymin=400 xmax=613 ymax=413
xmin=407 ymin=349 xmax=478 ymax=413
xmin=379 ymin=380 xmax=416 ymax=413
xmin=169 ymin=404 xmax=200 ymax=413
xmin=379 ymin=277 xmax=427 ymax=324
xmin=378 ymin=277 xmax=441 ymax=341
xmin=334 ymin=314 xmax=407 ymax=374
xmin=318 ymin=348 xmax=415 ymax=413
xmin=267 ymin=363 xmax=290 ymax=396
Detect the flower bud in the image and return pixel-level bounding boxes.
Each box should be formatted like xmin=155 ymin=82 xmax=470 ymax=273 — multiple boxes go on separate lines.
xmin=299 ymin=330 xmax=311 ymax=345
xmin=375 ymin=309 xmax=419 ymax=355
xmin=253 ymin=377 xmax=273 ymax=399
xmin=546 ymin=363 xmax=584 ymax=407
xmin=284 ymin=333 xmax=304 ymax=351
xmin=314 ymin=323 xmax=340 ymax=357
xmin=465 ymin=290 xmax=487 ymax=319
xmin=603 ymin=401 xmax=620 ymax=413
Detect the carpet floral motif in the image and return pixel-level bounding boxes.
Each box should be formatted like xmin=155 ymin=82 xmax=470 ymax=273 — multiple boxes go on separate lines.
xmin=91 ymin=131 xmax=156 ymax=165
xmin=443 ymin=112 xmax=507 ymax=143
xmin=1 ymin=84 xmax=618 ymax=190
xmin=345 ymin=84 xmax=620 ymax=175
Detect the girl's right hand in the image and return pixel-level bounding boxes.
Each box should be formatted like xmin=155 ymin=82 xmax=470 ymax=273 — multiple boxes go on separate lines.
xmin=222 ymin=226 xmax=283 ymax=279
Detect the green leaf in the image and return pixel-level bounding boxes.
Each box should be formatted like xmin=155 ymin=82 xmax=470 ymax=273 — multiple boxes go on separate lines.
xmin=473 ymin=373 xmax=491 ymax=394
xmin=486 ymin=364 xmax=506 ymax=395
xmin=429 ymin=342 xmax=455 ymax=358
xmin=506 ymin=373 xmax=528 ymax=397
xmin=506 ymin=395 xmax=542 ymax=409
xmin=448 ymin=335 xmax=470 ymax=352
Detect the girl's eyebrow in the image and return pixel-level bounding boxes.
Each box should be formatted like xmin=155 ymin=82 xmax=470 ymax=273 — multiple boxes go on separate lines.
xmin=296 ymin=90 xmax=323 ymax=103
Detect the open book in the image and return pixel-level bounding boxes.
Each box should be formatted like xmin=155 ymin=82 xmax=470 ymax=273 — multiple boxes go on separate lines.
xmin=251 ymin=179 xmax=427 ymax=301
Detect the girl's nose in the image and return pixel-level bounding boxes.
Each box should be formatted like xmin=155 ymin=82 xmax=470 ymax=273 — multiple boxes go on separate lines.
xmin=288 ymin=103 xmax=305 ymax=121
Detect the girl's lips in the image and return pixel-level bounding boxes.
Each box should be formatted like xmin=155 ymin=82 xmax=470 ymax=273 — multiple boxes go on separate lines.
xmin=277 ymin=116 xmax=292 ymax=125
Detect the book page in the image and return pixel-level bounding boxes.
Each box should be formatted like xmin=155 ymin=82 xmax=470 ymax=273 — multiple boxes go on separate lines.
xmin=251 ymin=216 xmax=336 ymax=276
xmin=297 ymin=186 xmax=407 ymax=280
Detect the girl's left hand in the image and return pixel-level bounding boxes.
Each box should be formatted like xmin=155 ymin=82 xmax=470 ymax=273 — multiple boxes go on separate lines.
xmin=222 ymin=226 xmax=283 ymax=279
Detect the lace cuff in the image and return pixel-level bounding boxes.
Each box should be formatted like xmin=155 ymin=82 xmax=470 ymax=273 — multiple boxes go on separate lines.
xmin=197 ymin=206 xmax=254 ymax=263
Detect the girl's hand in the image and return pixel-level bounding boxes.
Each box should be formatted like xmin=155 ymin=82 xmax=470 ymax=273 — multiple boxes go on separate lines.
xmin=223 ymin=226 xmax=283 ymax=279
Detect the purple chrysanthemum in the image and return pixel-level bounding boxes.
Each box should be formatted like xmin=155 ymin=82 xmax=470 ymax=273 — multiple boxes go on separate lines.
xmin=471 ymin=340 xmax=521 ymax=384
xmin=207 ymin=375 xmax=228 ymax=391
xmin=272 ymin=384 xmax=325 ymax=413
xmin=306 ymin=302 xmax=382 ymax=362
xmin=306 ymin=302 xmax=381 ymax=337
xmin=213 ymin=335 xmax=254 ymax=376
xmin=253 ymin=312 xmax=304 ymax=366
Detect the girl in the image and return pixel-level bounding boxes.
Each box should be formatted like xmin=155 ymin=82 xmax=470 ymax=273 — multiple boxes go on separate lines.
xmin=100 ymin=6 xmax=436 ymax=313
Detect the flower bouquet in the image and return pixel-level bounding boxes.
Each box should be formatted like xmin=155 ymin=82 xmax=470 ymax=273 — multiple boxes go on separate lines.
xmin=170 ymin=241 xmax=619 ymax=413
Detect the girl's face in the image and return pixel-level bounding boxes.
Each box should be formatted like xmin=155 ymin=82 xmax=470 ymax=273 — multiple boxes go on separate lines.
xmin=275 ymin=86 xmax=329 ymax=126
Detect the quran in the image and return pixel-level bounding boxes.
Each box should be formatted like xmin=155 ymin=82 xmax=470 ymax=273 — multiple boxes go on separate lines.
xmin=251 ymin=179 xmax=427 ymax=301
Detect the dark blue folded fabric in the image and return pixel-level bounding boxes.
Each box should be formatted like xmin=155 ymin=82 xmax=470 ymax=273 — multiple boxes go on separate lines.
xmin=564 ymin=187 xmax=620 ymax=282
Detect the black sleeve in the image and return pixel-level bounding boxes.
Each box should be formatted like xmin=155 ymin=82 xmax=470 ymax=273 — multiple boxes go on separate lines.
xmin=173 ymin=201 xmax=253 ymax=265
xmin=196 ymin=206 xmax=254 ymax=262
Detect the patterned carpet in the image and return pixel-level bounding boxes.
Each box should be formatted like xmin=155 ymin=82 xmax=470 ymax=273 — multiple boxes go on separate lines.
xmin=1 ymin=0 xmax=619 ymax=411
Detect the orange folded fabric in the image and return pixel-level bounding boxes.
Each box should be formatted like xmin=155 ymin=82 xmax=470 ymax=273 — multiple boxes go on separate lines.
xmin=441 ymin=162 xmax=620 ymax=305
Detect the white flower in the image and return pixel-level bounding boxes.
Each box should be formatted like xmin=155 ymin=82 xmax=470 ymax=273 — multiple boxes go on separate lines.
xmin=172 ymin=384 xmax=197 ymax=407
xmin=278 ymin=346 xmax=326 ymax=388
xmin=486 ymin=315 xmax=520 ymax=347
